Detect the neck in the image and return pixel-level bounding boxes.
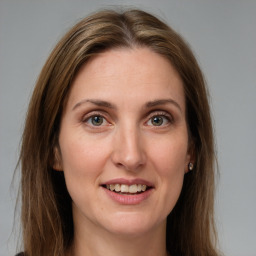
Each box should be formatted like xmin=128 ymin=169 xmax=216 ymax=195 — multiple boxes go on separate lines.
xmin=68 ymin=215 xmax=168 ymax=256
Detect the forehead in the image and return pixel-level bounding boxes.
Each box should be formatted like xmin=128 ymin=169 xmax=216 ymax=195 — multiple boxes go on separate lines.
xmin=67 ymin=47 xmax=185 ymax=111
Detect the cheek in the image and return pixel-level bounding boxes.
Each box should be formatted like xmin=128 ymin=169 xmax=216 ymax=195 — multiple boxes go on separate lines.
xmin=58 ymin=133 xmax=110 ymax=200
xmin=149 ymin=133 xmax=189 ymax=174
xmin=59 ymin=134 xmax=109 ymax=204
xmin=60 ymin=131 xmax=110 ymax=173
xmin=148 ymin=134 xmax=188 ymax=211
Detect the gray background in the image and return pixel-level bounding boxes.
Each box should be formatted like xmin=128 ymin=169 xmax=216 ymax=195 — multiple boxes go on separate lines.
xmin=1 ymin=0 xmax=255 ymax=255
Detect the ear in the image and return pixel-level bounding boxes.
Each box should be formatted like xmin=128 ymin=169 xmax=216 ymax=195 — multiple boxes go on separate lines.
xmin=52 ymin=146 xmax=63 ymax=171
xmin=185 ymin=141 xmax=196 ymax=173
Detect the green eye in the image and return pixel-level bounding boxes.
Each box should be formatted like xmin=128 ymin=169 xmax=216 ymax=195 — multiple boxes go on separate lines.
xmin=151 ymin=116 xmax=164 ymax=126
xmin=91 ymin=116 xmax=104 ymax=126
xmin=146 ymin=114 xmax=171 ymax=127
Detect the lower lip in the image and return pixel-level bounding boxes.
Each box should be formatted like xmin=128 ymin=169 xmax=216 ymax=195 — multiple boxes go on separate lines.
xmin=102 ymin=187 xmax=153 ymax=205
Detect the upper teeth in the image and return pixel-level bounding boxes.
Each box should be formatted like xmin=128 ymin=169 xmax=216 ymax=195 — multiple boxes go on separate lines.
xmin=106 ymin=184 xmax=147 ymax=193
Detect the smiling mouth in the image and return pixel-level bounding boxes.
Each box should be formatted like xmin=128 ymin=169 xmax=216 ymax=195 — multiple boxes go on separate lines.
xmin=102 ymin=184 xmax=152 ymax=194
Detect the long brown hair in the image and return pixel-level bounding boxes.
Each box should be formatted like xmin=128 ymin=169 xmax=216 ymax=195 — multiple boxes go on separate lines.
xmin=18 ymin=9 xmax=219 ymax=256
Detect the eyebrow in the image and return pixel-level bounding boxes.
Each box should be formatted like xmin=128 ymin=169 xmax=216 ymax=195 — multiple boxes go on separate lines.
xmin=72 ymin=98 xmax=182 ymax=112
xmin=72 ymin=99 xmax=116 ymax=110
xmin=145 ymin=99 xmax=182 ymax=112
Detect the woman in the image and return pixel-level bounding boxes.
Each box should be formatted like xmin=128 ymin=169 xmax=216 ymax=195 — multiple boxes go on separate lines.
xmin=17 ymin=9 xmax=219 ymax=256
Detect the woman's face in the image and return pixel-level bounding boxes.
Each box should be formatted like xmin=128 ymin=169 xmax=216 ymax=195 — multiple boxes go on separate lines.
xmin=55 ymin=47 xmax=192 ymax=237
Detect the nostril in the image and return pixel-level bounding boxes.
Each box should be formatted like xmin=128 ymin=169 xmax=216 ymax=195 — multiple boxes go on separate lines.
xmin=113 ymin=158 xmax=146 ymax=172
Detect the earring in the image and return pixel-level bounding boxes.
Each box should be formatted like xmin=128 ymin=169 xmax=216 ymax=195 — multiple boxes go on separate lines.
xmin=188 ymin=162 xmax=194 ymax=171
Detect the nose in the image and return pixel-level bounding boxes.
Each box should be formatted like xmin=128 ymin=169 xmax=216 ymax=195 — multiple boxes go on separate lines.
xmin=111 ymin=124 xmax=146 ymax=172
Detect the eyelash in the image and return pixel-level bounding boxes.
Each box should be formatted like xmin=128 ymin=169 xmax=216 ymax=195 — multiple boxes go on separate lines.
xmin=146 ymin=111 xmax=173 ymax=127
xmin=81 ymin=110 xmax=173 ymax=128
xmin=82 ymin=111 xmax=110 ymax=127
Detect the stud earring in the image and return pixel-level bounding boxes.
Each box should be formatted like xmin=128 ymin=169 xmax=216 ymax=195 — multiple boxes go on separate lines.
xmin=188 ymin=162 xmax=194 ymax=171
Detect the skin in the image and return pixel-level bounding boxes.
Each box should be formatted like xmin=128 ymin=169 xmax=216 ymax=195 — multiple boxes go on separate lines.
xmin=54 ymin=47 xmax=193 ymax=256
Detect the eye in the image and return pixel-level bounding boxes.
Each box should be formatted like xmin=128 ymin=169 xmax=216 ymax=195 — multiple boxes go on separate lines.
xmin=151 ymin=116 xmax=165 ymax=126
xmin=84 ymin=115 xmax=108 ymax=127
xmin=90 ymin=116 xmax=104 ymax=126
xmin=146 ymin=112 xmax=172 ymax=127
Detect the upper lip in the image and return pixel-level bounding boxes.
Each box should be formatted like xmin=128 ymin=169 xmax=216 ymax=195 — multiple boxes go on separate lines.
xmin=101 ymin=178 xmax=154 ymax=187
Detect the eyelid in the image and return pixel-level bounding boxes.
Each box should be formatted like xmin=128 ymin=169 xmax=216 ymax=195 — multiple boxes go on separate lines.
xmin=81 ymin=111 xmax=111 ymax=126
xmin=144 ymin=110 xmax=174 ymax=126
xmin=147 ymin=110 xmax=173 ymax=121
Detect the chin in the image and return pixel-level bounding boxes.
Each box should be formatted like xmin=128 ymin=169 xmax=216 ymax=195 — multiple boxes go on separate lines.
xmin=102 ymin=212 xmax=166 ymax=237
